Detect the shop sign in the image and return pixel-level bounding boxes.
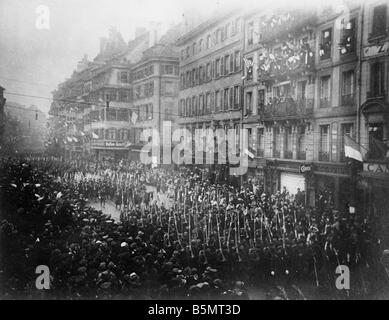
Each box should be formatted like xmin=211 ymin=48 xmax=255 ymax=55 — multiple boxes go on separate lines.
xmin=363 ymin=162 xmax=389 ymax=174
xmin=299 ymin=164 xmax=312 ymax=174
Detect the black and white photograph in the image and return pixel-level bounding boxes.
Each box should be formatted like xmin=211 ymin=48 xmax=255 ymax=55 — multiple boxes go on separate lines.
xmin=0 ymin=0 xmax=389 ymax=304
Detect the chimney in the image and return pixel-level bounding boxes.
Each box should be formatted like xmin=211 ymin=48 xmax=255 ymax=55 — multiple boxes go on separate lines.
xmin=149 ymin=21 xmax=162 ymax=47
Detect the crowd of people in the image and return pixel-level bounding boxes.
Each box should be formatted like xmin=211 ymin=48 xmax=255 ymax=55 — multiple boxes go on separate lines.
xmin=0 ymin=156 xmax=387 ymax=299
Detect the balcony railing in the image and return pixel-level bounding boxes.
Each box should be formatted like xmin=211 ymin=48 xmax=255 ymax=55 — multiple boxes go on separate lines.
xmin=319 ymin=151 xmax=330 ymax=162
xmin=261 ymin=98 xmax=313 ymax=119
xmin=341 ymin=94 xmax=355 ymax=106
xmin=367 ymin=91 xmax=386 ymax=100
xmin=297 ymin=151 xmax=306 ymax=160
xmin=284 ymin=150 xmax=293 ymax=159
xmin=320 ymin=98 xmax=331 ymax=108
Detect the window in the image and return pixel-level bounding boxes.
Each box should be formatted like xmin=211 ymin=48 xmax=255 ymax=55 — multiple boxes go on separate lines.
xmin=225 ymin=23 xmax=230 ymax=39
xmin=246 ymin=91 xmax=253 ymax=115
xmin=119 ymin=90 xmax=129 ymax=101
xmin=181 ymin=50 xmax=185 ymax=61
xmin=340 ymin=18 xmax=356 ymax=55
xmin=257 ymin=89 xmax=265 ymax=114
xmin=273 ymin=127 xmax=281 ymax=158
xmin=234 ymin=51 xmax=241 ymax=71
xmin=206 ymin=92 xmax=211 ymax=114
xmin=199 ymin=94 xmax=204 ymax=115
xmin=179 ymin=99 xmax=184 ymax=116
xmin=341 ymin=70 xmax=355 ymax=105
xmin=297 ymin=81 xmax=307 ymax=100
xmin=246 ymin=57 xmax=253 ymax=80
xmin=319 ymin=125 xmax=330 ymax=161
xmin=186 ymin=46 xmax=190 ymax=59
xmin=119 ymin=71 xmax=128 ymax=83
xmin=216 ymin=29 xmax=222 ymax=43
xmin=192 ymin=42 xmax=196 ymax=55
xmin=371 ymin=4 xmax=387 ymax=38
xmin=186 ymin=98 xmax=190 ymax=116
xmin=297 ymin=126 xmax=306 ymax=160
xmin=229 ymin=87 xmax=234 ymax=108
xmin=234 ymin=86 xmax=240 ymax=108
xmin=248 ymin=21 xmax=254 ymax=45
xmin=192 ymin=97 xmax=196 ymax=116
xmin=224 ymin=88 xmax=229 ymax=110
xmin=206 ymin=63 xmax=211 ymax=81
xmin=225 ymin=55 xmax=230 ymax=74
xmin=215 ymin=58 xmax=221 ymax=77
xmin=320 ymin=75 xmax=331 ymax=107
xmin=220 ymin=57 xmax=225 ymax=76
xmin=199 ymin=39 xmax=203 ymax=52
xmin=370 ymin=61 xmax=385 ymax=97
xmin=206 ymin=35 xmax=211 ymax=49
xmin=257 ymin=128 xmax=264 ymax=156
xmin=368 ymin=123 xmax=385 ymax=159
xmin=192 ymin=68 xmax=196 ymax=86
xmin=320 ymin=28 xmax=332 ymax=60
xmin=215 ymin=90 xmax=220 ymax=112
xmin=285 ymin=127 xmax=293 ymax=159
xmin=108 ymin=129 xmax=116 ymax=140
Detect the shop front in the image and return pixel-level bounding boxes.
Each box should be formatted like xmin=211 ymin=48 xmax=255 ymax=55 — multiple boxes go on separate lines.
xmin=359 ymin=161 xmax=389 ymax=248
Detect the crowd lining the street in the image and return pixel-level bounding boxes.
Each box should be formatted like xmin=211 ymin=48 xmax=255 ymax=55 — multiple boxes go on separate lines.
xmin=1 ymin=156 xmax=387 ymax=299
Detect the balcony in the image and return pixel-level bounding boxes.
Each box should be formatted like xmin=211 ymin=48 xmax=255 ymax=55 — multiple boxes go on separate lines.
xmin=261 ymin=98 xmax=313 ymax=120
xmin=319 ymin=151 xmax=330 ymax=162
xmin=261 ymin=11 xmax=317 ymax=43
xmin=341 ymin=94 xmax=355 ymax=106
xmin=297 ymin=151 xmax=306 ymax=160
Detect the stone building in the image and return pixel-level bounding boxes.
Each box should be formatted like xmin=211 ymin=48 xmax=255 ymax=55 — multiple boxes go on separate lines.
xmin=357 ymin=0 xmax=389 ymax=246
xmin=241 ymin=2 xmax=364 ymax=209
xmin=176 ymin=7 xmax=245 ymax=173
xmin=50 ymin=25 xmax=182 ymax=161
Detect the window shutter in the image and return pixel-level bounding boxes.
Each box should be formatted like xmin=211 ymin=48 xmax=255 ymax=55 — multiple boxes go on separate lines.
xmin=230 ymin=53 xmax=234 ymax=73
xmin=221 ymin=57 xmax=224 ymax=76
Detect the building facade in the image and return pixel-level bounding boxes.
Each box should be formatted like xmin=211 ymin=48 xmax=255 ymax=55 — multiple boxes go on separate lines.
xmin=176 ymin=8 xmax=245 ymax=176
xmin=50 ymin=26 xmax=182 ymax=161
xmin=240 ymin=3 xmax=365 ymax=210
xmin=358 ymin=0 xmax=389 ymax=247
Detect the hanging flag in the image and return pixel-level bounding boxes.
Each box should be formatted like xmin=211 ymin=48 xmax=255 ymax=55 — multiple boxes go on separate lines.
xmin=244 ymin=146 xmax=255 ymax=160
xmin=67 ymin=136 xmax=72 ymax=142
xmin=344 ymin=135 xmax=363 ymax=162
xmin=131 ymin=112 xmax=138 ymax=124
xmin=92 ymin=132 xmax=99 ymax=139
xmin=80 ymin=131 xmax=85 ymax=137
xmin=73 ymin=137 xmax=78 ymax=143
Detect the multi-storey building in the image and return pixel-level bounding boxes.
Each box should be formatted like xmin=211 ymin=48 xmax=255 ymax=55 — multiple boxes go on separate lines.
xmin=176 ymin=8 xmax=245 ymax=173
xmin=358 ymin=0 xmax=389 ymax=246
xmin=129 ymin=27 xmax=181 ymax=161
xmin=241 ymin=3 xmax=364 ymax=209
xmin=50 ymin=26 xmax=182 ymax=161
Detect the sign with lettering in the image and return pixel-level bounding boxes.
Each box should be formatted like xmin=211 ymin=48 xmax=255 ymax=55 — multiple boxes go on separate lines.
xmin=363 ymin=162 xmax=389 ymax=174
xmin=363 ymin=41 xmax=389 ymax=58
xmin=105 ymin=141 xmax=116 ymax=147
xmin=299 ymin=164 xmax=312 ymax=173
